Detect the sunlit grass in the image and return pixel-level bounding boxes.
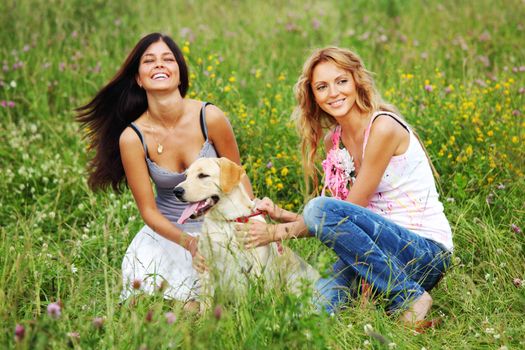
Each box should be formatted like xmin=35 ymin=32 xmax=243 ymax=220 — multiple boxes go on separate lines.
xmin=1 ymin=0 xmax=524 ymax=348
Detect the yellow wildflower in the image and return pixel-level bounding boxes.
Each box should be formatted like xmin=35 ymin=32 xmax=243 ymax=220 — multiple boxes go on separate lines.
xmin=465 ymin=145 xmax=473 ymax=157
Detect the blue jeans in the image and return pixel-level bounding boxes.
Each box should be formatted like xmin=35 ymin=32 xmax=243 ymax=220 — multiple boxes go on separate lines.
xmin=303 ymin=197 xmax=451 ymax=314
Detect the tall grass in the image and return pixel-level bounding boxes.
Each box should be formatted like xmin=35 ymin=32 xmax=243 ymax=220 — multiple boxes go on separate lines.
xmin=1 ymin=0 xmax=524 ymax=348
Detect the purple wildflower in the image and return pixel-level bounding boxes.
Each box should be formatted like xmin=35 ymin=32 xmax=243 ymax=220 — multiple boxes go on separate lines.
xmin=475 ymin=79 xmax=487 ymax=87
xmin=179 ymin=27 xmax=195 ymax=42
xmin=312 ymin=19 xmax=321 ymax=30
xmin=1 ymin=101 xmax=6 ymax=108
xmin=485 ymin=193 xmax=495 ymax=205
xmin=91 ymin=62 xmax=101 ymax=74
xmin=478 ymin=30 xmax=491 ymax=42
xmin=67 ymin=332 xmax=80 ymax=341
xmin=92 ymin=317 xmax=105 ymax=329
xmin=7 ymin=101 xmax=15 ymax=108
xmin=214 ymin=305 xmax=223 ymax=320
xmin=266 ymin=161 xmax=273 ymax=169
xmin=424 ymin=84 xmax=433 ymax=92
xmin=478 ymin=55 xmax=490 ymax=67
xmin=47 ymin=302 xmax=61 ymax=318
xmin=165 ymin=312 xmax=177 ymax=324
xmin=512 ymin=110 xmax=521 ymax=116
xmin=14 ymin=324 xmax=25 ymax=342
xmin=285 ymin=22 xmax=298 ymax=32
xmin=145 ymin=309 xmax=153 ymax=323
xmin=513 ymin=278 xmax=523 ymax=288
xmin=511 ymin=224 xmax=522 ymax=234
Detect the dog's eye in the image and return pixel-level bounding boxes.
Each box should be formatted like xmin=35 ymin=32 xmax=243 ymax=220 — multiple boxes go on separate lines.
xmin=198 ymin=173 xmax=209 ymax=179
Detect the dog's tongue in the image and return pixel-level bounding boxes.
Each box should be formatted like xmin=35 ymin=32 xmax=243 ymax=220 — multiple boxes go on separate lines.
xmin=177 ymin=200 xmax=207 ymax=224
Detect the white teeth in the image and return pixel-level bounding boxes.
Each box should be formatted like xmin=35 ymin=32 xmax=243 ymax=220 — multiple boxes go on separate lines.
xmin=329 ymin=99 xmax=345 ymax=107
xmin=152 ymin=73 xmax=168 ymax=80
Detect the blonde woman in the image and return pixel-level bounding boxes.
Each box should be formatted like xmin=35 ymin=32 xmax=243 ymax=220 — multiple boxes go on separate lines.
xmin=237 ymin=47 xmax=452 ymax=329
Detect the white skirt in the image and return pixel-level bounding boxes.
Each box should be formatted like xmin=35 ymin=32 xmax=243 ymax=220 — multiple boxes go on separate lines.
xmin=120 ymin=225 xmax=200 ymax=301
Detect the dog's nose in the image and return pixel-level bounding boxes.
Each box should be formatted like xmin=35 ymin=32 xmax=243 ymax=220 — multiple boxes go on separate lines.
xmin=173 ymin=186 xmax=185 ymax=200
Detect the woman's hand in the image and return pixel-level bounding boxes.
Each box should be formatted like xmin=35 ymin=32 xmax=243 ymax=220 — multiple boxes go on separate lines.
xmin=183 ymin=235 xmax=208 ymax=273
xmin=254 ymin=197 xmax=283 ymax=221
xmin=235 ymin=221 xmax=280 ymax=249
xmin=192 ymin=251 xmax=208 ymax=274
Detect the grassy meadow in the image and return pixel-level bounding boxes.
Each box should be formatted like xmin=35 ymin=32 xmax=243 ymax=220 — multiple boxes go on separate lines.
xmin=1 ymin=0 xmax=524 ymax=348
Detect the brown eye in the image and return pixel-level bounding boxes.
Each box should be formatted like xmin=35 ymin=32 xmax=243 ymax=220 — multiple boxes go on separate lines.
xmin=198 ymin=173 xmax=209 ymax=179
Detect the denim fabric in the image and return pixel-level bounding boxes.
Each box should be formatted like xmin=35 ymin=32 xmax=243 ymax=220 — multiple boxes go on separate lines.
xmin=304 ymin=197 xmax=450 ymax=314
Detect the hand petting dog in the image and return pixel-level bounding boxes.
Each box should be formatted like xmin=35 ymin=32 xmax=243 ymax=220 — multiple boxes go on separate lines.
xmin=234 ymin=220 xmax=279 ymax=249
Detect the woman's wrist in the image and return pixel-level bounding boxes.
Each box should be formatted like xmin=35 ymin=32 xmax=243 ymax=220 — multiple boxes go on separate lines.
xmin=180 ymin=233 xmax=197 ymax=254
xmin=276 ymin=217 xmax=308 ymax=240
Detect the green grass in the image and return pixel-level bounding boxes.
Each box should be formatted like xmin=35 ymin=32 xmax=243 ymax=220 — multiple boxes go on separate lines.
xmin=1 ymin=0 xmax=524 ymax=348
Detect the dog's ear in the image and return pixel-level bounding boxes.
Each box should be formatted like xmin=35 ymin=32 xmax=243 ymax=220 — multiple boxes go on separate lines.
xmin=218 ymin=157 xmax=245 ymax=193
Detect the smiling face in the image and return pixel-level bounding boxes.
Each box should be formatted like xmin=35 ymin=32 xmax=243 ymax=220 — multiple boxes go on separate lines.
xmin=311 ymin=61 xmax=359 ymax=119
xmin=136 ymin=40 xmax=180 ymax=93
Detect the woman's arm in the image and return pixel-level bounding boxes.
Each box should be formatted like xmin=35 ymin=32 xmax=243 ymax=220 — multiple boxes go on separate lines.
xmin=119 ymin=128 xmax=198 ymax=255
xmin=236 ymin=216 xmax=310 ymax=249
xmin=255 ymin=197 xmax=300 ymax=223
xmin=346 ymin=115 xmax=408 ymax=207
xmin=205 ymin=104 xmax=254 ymax=198
xmin=238 ymin=116 xmax=409 ymax=248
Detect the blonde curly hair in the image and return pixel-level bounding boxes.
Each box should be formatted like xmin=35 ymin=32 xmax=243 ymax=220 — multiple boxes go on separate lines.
xmin=292 ymin=47 xmax=399 ymax=195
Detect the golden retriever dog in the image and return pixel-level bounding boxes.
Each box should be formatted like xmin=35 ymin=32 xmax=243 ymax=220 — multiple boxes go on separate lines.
xmin=174 ymin=157 xmax=319 ymax=309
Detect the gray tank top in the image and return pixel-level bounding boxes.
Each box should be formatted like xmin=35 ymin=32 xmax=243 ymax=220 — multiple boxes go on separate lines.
xmin=129 ymin=102 xmax=218 ymax=233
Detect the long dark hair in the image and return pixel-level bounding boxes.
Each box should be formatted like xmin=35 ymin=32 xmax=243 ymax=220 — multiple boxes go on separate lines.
xmin=76 ymin=33 xmax=189 ymax=192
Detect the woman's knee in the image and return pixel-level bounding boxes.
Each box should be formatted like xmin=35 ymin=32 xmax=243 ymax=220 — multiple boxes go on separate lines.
xmin=303 ymin=196 xmax=332 ymax=231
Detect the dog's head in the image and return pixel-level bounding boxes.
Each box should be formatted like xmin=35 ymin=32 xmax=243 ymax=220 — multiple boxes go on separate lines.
xmin=174 ymin=157 xmax=247 ymax=223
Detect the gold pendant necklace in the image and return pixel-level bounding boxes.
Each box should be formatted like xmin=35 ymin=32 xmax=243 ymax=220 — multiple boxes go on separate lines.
xmin=147 ymin=110 xmax=173 ymax=155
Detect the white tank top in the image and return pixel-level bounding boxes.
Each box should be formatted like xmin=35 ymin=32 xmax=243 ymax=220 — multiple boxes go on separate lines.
xmin=363 ymin=111 xmax=454 ymax=251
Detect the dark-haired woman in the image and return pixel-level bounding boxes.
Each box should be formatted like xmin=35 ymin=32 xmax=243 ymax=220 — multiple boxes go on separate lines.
xmin=77 ymin=33 xmax=251 ymax=306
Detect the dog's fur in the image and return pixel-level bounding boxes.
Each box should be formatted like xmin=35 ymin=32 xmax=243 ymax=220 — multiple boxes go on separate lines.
xmin=174 ymin=157 xmax=319 ymax=308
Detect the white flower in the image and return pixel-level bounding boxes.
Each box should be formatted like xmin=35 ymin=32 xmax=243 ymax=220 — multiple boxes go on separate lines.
xmin=338 ymin=148 xmax=355 ymax=178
